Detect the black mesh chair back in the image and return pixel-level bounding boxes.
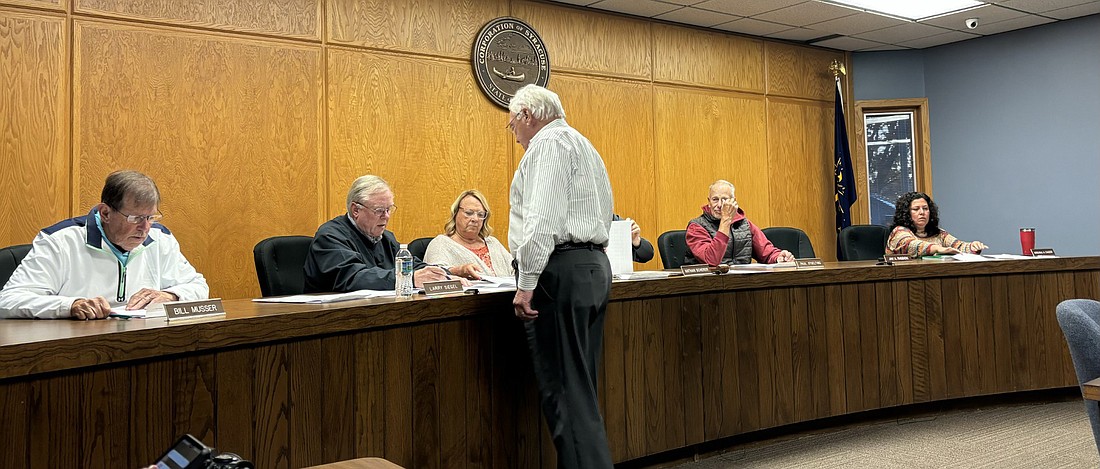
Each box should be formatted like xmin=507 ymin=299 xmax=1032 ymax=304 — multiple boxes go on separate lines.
xmin=761 ymin=227 xmax=816 ymax=259
xmin=253 ymin=236 xmax=313 ymax=297
xmin=408 ymin=237 xmax=433 ymax=261
xmin=837 ymin=224 xmax=889 ymax=261
xmin=657 ymin=230 xmax=688 ymax=269
xmin=0 ymin=244 xmax=32 ymax=288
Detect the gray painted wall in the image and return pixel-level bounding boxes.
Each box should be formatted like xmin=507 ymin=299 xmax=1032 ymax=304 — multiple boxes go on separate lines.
xmin=852 ymin=14 xmax=1100 ymax=256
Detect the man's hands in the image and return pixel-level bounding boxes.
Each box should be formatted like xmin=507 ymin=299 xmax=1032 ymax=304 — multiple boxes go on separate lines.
xmin=70 ymin=289 xmax=178 ymax=320
xmin=513 ymin=289 xmax=538 ymax=321
xmin=126 ymin=288 xmax=177 ymax=310
xmin=775 ymin=250 xmax=795 ymax=263
xmin=629 ymin=219 xmax=642 ymax=247
xmin=70 ymin=296 xmax=110 ymax=320
xmin=718 ymin=200 xmax=736 ymax=235
xmin=413 ymin=266 xmax=471 ymax=287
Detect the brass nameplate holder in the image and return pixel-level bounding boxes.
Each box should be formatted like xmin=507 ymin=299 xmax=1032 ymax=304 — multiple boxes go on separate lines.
xmin=680 ymin=264 xmax=712 ymax=276
xmin=883 ymin=254 xmax=913 ymax=263
xmin=1031 ymin=248 xmax=1056 ymax=257
xmin=423 ymin=280 xmax=463 ymax=295
xmin=165 ymin=298 xmax=226 ymax=322
xmin=795 ymin=258 xmax=825 ymax=269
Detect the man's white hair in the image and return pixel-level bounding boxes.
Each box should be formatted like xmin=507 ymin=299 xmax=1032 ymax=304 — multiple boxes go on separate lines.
xmin=709 ymin=179 xmax=736 ymax=195
xmin=508 ymin=84 xmax=566 ymax=121
xmin=346 ymin=175 xmax=391 ymax=211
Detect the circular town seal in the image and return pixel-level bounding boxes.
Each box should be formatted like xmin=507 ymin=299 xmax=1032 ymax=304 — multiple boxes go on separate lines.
xmin=472 ymin=17 xmax=550 ymax=109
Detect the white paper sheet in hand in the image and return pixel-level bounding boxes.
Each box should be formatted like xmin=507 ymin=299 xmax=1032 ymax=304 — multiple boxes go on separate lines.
xmin=607 ymin=220 xmax=634 ymax=276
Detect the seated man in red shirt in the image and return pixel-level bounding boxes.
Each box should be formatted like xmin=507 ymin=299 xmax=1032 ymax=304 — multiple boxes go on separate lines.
xmin=685 ymin=179 xmax=794 ymax=265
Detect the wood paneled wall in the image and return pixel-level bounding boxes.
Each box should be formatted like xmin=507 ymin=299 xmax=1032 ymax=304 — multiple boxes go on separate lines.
xmin=0 ymin=0 xmax=850 ymax=299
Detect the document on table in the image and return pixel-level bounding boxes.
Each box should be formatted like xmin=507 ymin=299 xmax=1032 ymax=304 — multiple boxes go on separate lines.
xmin=950 ymin=253 xmax=994 ymax=262
xmin=607 ymin=220 xmax=634 ymax=276
xmin=474 ymin=275 xmax=516 ymax=288
xmin=252 ymin=289 xmax=392 ymax=304
xmin=984 ymin=253 xmax=1040 ymax=260
xmin=728 ymin=261 xmax=796 ymax=270
xmin=109 ymin=302 xmax=165 ymax=318
xmin=615 ymin=270 xmax=673 ymax=280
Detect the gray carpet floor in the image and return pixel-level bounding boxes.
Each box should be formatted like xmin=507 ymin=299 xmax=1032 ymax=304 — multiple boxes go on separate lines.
xmin=673 ymin=400 xmax=1098 ymax=468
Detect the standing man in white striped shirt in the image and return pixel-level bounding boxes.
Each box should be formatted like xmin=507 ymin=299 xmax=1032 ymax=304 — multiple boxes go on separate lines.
xmin=508 ymin=84 xmax=615 ymax=468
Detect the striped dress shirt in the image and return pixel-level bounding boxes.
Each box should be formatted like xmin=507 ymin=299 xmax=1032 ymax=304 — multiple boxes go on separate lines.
xmin=508 ymin=118 xmax=614 ymax=290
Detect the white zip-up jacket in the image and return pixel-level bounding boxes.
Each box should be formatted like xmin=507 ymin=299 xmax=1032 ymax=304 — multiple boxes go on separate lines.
xmin=0 ymin=208 xmax=209 ymax=318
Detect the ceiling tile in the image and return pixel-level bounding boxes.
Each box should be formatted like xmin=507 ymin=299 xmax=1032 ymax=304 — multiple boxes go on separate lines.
xmin=754 ymin=2 xmax=861 ymax=27
xmin=920 ymin=4 xmax=1027 ymax=30
xmin=661 ymin=0 xmax=710 ymax=5
xmin=693 ymin=0 xmax=807 ymax=17
xmin=998 ymin=0 xmax=1095 ymax=14
xmin=715 ymin=17 xmax=792 ymax=35
xmin=811 ymin=35 xmax=885 ymax=50
xmin=973 ymin=14 xmax=1056 ymax=34
xmin=854 ymin=22 xmax=952 ymax=43
xmin=859 ymin=44 xmax=913 ymax=51
xmin=766 ymin=27 xmax=833 ymax=41
xmin=1044 ymin=2 xmax=1100 ymax=19
xmin=808 ymin=12 xmax=909 ymax=35
xmin=656 ymin=7 xmax=741 ymax=27
xmin=896 ymin=30 xmax=981 ymax=48
xmin=589 ymin=0 xmax=680 ymax=17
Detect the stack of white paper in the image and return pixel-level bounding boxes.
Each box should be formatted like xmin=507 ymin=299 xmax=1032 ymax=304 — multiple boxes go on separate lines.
xmin=252 ymin=289 xmax=392 ymax=304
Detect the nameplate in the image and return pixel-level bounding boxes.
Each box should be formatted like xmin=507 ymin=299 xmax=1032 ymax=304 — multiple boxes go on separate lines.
xmin=1031 ymin=248 xmax=1056 ymax=257
xmin=795 ymin=258 xmax=825 ymax=269
xmin=680 ymin=264 xmax=712 ymax=276
xmin=883 ymin=254 xmax=913 ymax=263
xmin=423 ymin=280 xmax=463 ymax=295
xmin=165 ymin=298 xmax=226 ymax=322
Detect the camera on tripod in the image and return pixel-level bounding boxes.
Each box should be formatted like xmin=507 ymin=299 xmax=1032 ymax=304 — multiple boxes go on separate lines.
xmin=155 ymin=434 xmax=254 ymax=469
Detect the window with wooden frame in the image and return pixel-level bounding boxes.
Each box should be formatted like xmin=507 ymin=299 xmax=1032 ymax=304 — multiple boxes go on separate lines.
xmin=854 ymin=98 xmax=932 ymax=226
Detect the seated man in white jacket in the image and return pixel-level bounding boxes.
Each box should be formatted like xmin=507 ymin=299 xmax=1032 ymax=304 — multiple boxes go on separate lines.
xmin=0 ymin=170 xmax=209 ymax=319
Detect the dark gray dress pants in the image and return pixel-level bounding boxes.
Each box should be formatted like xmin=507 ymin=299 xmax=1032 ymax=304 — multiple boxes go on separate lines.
xmin=524 ymin=247 xmax=614 ymax=469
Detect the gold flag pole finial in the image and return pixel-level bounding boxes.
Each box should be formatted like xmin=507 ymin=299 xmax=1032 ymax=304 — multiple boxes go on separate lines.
xmin=829 ymin=59 xmax=847 ymax=79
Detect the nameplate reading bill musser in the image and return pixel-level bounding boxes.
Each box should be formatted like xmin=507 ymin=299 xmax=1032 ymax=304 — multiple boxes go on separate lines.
xmin=472 ymin=17 xmax=550 ymax=109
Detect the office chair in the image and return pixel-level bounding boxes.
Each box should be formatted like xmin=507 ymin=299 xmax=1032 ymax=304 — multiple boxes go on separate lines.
xmin=408 ymin=237 xmax=433 ymax=261
xmin=0 ymin=244 xmax=32 ymax=288
xmin=253 ymin=236 xmax=313 ymax=297
xmin=1056 ymin=299 xmax=1100 ymax=456
xmin=657 ymin=230 xmax=688 ymax=269
xmin=762 ymin=227 xmax=816 ymax=259
xmin=837 ymin=224 xmax=888 ymax=261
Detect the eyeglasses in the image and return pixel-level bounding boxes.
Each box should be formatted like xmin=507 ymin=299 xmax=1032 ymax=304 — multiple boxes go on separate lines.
xmin=505 ymin=113 xmax=518 ymax=132
xmin=111 ymin=206 xmax=163 ymax=224
xmin=460 ymin=209 xmax=488 ymax=220
xmin=355 ymin=202 xmax=397 ymax=216
xmin=709 ymin=197 xmax=734 ymax=204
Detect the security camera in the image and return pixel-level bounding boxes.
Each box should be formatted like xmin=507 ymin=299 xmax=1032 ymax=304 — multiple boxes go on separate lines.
xmin=965 ymin=18 xmax=978 ymax=29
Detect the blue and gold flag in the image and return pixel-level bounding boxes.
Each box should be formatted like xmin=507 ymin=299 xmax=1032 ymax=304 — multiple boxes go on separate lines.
xmin=834 ymin=80 xmax=857 ymax=235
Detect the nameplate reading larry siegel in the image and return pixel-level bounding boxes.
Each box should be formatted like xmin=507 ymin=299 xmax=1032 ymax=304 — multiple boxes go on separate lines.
xmin=165 ymin=298 xmax=226 ymax=322
xmin=423 ymin=279 xmax=463 ymax=295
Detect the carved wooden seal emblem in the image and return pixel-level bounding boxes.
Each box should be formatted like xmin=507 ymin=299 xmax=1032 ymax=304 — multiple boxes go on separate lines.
xmin=472 ymin=17 xmax=550 ymax=109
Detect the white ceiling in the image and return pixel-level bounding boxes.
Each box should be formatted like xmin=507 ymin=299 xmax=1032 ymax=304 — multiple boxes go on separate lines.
xmin=545 ymin=0 xmax=1100 ymax=51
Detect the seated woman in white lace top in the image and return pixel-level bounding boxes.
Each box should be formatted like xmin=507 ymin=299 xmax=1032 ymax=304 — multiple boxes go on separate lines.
xmin=424 ymin=190 xmax=514 ymax=279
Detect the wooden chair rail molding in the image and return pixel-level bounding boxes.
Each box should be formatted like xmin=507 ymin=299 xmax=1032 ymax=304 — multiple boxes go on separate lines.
xmin=0 ymin=256 xmax=1096 ymax=468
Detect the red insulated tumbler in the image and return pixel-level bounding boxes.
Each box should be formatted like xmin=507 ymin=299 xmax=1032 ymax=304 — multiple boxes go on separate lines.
xmin=1020 ymin=228 xmax=1035 ymax=256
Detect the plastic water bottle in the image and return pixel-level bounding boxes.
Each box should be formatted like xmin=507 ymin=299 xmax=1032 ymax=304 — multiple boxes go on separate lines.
xmin=395 ymin=244 xmax=414 ymax=299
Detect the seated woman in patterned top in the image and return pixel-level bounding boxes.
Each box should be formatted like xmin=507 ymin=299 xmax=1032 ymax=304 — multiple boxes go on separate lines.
xmin=424 ymin=189 xmax=514 ymax=279
xmin=886 ymin=191 xmax=988 ymax=257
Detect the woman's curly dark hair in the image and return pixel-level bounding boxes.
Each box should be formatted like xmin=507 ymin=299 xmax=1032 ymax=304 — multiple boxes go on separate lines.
xmin=890 ymin=192 xmax=941 ymax=236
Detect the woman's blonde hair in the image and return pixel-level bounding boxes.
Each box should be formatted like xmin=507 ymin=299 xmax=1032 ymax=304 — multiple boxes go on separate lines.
xmin=444 ymin=190 xmax=493 ymax=239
